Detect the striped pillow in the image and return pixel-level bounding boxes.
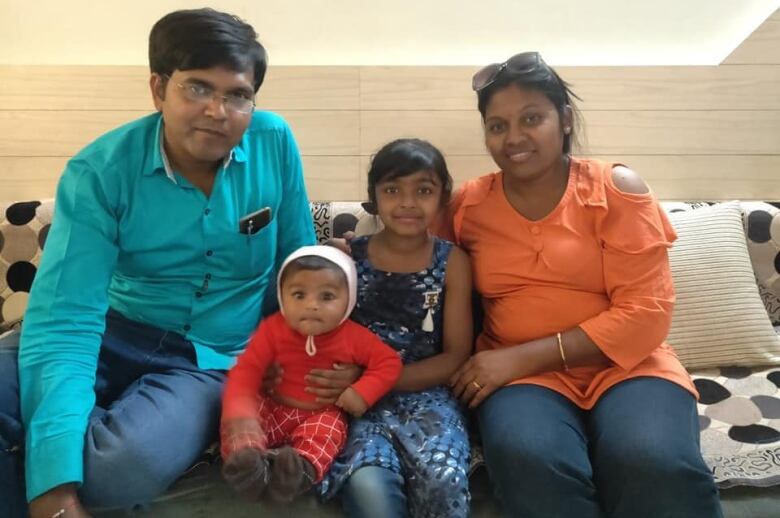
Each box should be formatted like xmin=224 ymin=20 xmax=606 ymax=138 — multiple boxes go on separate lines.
xmin=666 ymin=201 xmax=780 ymax=369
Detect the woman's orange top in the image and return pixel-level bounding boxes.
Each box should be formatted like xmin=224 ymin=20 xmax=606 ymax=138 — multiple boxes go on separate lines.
xmin=439 ymin=157 xmax=696 ymax=409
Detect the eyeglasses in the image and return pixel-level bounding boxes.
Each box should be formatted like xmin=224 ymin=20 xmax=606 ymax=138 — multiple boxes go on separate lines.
xmin=471 ymin=52 xmax=543 ymax=92
xmin=164 ymin=75 xmax=256 ymax=114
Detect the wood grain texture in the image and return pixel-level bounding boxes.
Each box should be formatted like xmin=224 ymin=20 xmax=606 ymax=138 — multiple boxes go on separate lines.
xmin=360 ymin=110 xmax=780 ymax=156
xmin=722 ymin=20 xmax=780 ymax=65
xmin=0 ymin=110 xmax=360 ymax=156
xmin=360 ymin=65 xmax=780 ymax=110
xmin=0 ymin=66 xmax=360 ymax=110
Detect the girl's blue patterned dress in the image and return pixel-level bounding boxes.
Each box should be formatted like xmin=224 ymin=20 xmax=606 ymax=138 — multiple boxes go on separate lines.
xmin=320 ymin=236 xmax=471 ymax=518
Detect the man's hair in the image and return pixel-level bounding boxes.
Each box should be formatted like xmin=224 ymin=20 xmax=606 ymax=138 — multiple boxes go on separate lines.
xmin=280 ymin=256 xmax=346 ymax=287
xmin=149 ymin=8 xmax=268 ymax=92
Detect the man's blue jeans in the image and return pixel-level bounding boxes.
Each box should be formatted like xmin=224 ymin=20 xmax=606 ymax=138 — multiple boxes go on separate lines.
xmin=477 ymin=379 xmax=724 ymax=518
xmin=0 ymin=309 xmax=226 ymax=517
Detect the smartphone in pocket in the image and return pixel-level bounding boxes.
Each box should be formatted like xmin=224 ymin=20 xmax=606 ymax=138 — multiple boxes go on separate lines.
xmin=238 ymin=207 xmax=272 ymax=235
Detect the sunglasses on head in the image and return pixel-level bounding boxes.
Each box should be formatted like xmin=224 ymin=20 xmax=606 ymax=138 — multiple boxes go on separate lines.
xmin=471 ymin=51 xmax=543 ymax=92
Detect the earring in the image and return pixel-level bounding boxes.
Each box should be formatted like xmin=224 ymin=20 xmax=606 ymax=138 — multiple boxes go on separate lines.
xmin=563 ymin=127 xmax=571 ymax=134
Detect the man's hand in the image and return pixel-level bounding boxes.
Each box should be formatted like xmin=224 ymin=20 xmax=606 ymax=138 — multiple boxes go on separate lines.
xmin=29 ymin=484 xmax=92 ymax=518
xmin=262 ymin=362 xmax=283 ymax=395
xmin=304 ymin=363 xmax=363 ymax=404
xmin=335 ymin=386 xmax=369 ymax=417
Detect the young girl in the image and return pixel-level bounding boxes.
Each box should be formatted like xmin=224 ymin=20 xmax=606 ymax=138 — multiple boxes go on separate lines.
xmin=321 ymin=139 xmax=474 ymax=518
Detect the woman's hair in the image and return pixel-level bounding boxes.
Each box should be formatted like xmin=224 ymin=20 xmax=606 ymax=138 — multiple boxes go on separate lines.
xmin=476 ymin=55 xmax=583 ymax=154
xmin=149 ymin=8 xmax=268 ymax=92
xmin=366 ymin=138 xmax=453 ymax=210
xmin=280 ymin=256 xmax=345 ymax=287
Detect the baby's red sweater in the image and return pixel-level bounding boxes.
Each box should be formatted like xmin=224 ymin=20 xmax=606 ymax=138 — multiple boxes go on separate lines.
xmin=222 ymin=312 xmax=402 ymax=420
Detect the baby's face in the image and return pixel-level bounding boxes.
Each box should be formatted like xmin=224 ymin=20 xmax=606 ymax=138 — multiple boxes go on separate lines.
xmin=280 ymin=268 xmax=349 ymax=336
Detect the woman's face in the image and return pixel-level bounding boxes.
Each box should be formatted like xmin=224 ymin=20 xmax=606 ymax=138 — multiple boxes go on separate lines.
xmin=482 ymin=83 xmax=571 ymax=183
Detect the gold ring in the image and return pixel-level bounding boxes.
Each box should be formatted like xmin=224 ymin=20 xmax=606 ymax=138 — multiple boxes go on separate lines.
xmin=471 ymin=380 xmax=483 ymax=390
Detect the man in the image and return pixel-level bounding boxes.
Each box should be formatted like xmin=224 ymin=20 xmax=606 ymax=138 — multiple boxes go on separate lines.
xmin=0 ymin=8 xmax=351 ymax=518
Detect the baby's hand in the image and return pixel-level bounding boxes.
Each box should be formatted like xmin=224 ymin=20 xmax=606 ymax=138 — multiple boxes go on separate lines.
xmin=335 ymin=386 xmax=369 ymax=417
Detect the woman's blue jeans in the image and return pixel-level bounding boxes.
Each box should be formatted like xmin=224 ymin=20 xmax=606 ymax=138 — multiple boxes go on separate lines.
xmin=0 ymin=309 xmax=226 ymax=517
xmin=477 ymin=378 xmax=723 ymax=518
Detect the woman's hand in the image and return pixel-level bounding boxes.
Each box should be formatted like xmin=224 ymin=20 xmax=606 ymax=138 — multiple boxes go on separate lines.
xmin=325 ymin=231 xmax=355 ymax=255
xmin=304 ymin=363 xmax=363 ymax=404
xmin=450 ymin=348 xmax=521 ymax=409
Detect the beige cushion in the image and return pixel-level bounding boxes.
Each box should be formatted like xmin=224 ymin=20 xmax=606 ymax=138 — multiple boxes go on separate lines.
xmin=666 ymin=201 xmax=780 ymax=369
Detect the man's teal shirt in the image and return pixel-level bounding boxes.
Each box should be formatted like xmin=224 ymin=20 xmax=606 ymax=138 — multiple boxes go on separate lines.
xmin=19 ymin=111 xmax=315 ymax=500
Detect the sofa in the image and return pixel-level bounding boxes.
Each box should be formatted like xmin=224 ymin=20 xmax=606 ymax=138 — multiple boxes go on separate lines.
xmin=2 ymin=198 xmax=780 ymax=518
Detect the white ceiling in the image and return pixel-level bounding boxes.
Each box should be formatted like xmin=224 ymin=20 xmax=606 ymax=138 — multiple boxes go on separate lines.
xmin=1 ymin=0 xmax=778 ymax=66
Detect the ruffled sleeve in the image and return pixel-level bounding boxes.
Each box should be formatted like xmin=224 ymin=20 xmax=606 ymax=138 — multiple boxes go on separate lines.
xmin=578 ymin=167 xmax=678 ymax=371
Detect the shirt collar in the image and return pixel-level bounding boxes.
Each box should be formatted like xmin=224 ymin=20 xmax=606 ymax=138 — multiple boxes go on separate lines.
xmin=147 ymin=115 xmax=247 ymax=180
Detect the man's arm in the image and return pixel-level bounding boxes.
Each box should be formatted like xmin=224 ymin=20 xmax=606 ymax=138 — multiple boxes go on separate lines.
xmin=19 ymin=157 xmax=119 ymax=504
xmin=261 ymin=122 xmax=316 ymax=317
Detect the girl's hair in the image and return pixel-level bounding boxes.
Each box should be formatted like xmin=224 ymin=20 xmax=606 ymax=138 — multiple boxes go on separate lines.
xmin=366 ymin=138 xmax=453 ymax=211
xmin=280 ymin=256 xmax=345 ymax=287
xmin=476 ymin=54 xmax=583 ymax=154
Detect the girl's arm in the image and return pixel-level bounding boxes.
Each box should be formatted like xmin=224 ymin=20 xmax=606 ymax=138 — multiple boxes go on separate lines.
xmin=395 ymin=245 xmax=474 ymax=392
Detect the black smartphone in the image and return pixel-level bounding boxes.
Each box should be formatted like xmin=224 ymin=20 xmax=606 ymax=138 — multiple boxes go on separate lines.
xmin=238 ymin=207 xmax=272 ymax=235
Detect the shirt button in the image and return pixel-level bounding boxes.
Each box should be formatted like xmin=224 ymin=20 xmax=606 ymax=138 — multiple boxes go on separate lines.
xmin=183 ymin=324 xmax=191 ymax=331
xmin=205 ymin=273 xmax=212 ymax=279
xmin=204 ymin=208 xmax=211 ymax=215
xmin=533 ymin=242 xmax=543 ymax=252
xmin=531 ymin=226 xmax=541 ymax=235
xmin=206 ymin=250 xmax=213 ymax=256
xmin=196 ymin=291 xmax=203 ymax=298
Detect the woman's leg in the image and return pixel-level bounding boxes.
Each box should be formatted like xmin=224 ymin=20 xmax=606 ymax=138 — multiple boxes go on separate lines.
xmin=478 ymin=384 xmax=604 ymax=518
xmin=590 ymin=377 xmax=723 ymax=518
xmin=341 ymin=465 xmax=408 ymax=518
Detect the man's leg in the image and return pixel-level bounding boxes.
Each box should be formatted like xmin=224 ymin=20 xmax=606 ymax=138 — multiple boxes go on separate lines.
xmin=80 ymin=367 xmax=225 ymax=508
xmin=477 ymin=384 xmax=604 ymax=518
xmin=0 ymin=330 xmax=26 ymax=518
xmin=590 ymin=377 xmax=723 ymax=518
xmin=77 ymin=309 xmax=227 ymax=509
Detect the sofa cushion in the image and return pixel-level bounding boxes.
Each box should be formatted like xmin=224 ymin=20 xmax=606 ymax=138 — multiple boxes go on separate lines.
xmin=692 ymin=365 xmax=780 ymax=488
xmin=742 ymin=202 xmax=780 ymax=326
xmin=0 ymin=200 xmax=53 ymax=332
xmin=665 ymin=202 xmax=780 ymax=369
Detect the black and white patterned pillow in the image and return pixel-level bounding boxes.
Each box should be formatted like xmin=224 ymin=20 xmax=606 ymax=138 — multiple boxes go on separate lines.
xmin=742 ymin=202 xmax=780 ymax=325
xmin=0 ymin=200 xmax=53 ymax=332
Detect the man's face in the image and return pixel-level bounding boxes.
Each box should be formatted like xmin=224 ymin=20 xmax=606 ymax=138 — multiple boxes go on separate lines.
xmin=150 ymin=66 xmax=255 ymax=171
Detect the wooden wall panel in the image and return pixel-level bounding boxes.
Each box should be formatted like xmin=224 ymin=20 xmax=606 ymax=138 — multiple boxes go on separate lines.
xmin=722 ymin=10 xmax=780 ymax=65
xmin=0 ymin=66 xmax=360 ymax=110
xmin=0 ymin=156 xmax=365 ymax=202
xmin=361 ymin=65 xmax=780 ymax=110
xmin=0 ymin=11 xmax=778 ymax=202
xmin=360 ymin=110 xmax=780 ymax=156
xmin=0 ymin=110 xmax=360 ymax=157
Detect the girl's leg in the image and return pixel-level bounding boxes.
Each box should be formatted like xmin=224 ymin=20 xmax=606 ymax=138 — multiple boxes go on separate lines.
xmin=590 ymin=377 xmax=723 ymax=518
xmin=396 ymin=398 xmax=471 ymax=518
xmin=342 ymin=465 xmax=408 ymax=518
xmin=478 ymin=385 xmax=604 ymax=518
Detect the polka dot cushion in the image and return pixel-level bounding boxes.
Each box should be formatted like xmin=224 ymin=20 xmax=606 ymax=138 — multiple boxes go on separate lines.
xmin=0 ymin=200 xmax=54 ymax=332
xmin=742 ymin=202 xmax=780 ymax=325
xmin=694 ymin=366 xmax=780 ymax=487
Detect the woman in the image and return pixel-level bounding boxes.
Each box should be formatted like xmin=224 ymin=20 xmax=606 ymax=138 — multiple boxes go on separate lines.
xmin=445 ymin=52 xmax=723 ymax=517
